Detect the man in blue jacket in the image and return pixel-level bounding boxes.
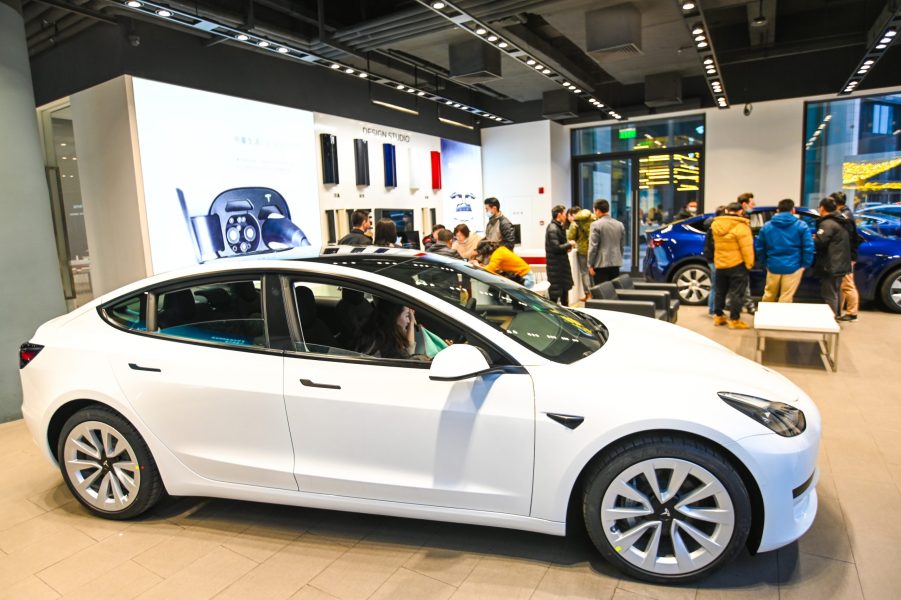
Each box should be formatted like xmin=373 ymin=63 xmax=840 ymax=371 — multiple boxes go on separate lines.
xmin=755 ymin=199 xmax=814 ymax=303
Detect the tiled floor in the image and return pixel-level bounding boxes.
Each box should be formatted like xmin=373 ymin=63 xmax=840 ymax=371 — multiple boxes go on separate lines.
xmin=1 ymin=304 xmax=900 ymax=599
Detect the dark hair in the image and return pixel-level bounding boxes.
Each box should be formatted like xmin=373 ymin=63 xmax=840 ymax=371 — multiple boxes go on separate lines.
xmin=715 ymin=205 xmax=727 ymax=216
xmin=373 ymin=218 xmax=397 ymax=246
xmin=484 ymin=197 xmax=500 ymax=210
xmin=351 ymin=209 xmax=370 ymax=228
xmin=830 ymin=191 xmax=847 ymax=206
xmin=551 ymin=204 xmax=566 ymax=218
xmin=356 ymin=299 xmax=408 ymax=359
xmin=819 ymin=197 xmax=837 ymax=213
xmin=594 ymin=199 xmax=610 ymax=213
xmin=431 ymin=224 xmax=445 ymax=234
xmin=777 ymin=199 xmax=795 ymax=213
xmin=737 ymin=193 xmax=754 ymax=203
xmin=726 ymin=202 xmax=743 ymax=214
xmin=566 ymin=206 xmax=581 ymax=216
xmin=475 ymin=239 xmax=499 ymax=260
xmin=453 ymin=223 xmax=470 ymax=237
xmin=436 ymin=229 xmax=453 ymax=243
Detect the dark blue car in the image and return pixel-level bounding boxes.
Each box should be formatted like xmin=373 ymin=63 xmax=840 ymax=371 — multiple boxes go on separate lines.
xmin=643 ymin=207 xmax=901 ymax=313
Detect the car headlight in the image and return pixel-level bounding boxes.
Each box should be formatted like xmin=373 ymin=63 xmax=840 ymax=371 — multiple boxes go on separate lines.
xmin=718 ymin=391 xmax=806 ymax=437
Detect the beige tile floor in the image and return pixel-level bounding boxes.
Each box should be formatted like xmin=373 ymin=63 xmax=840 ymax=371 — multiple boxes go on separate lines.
xmin=1 ymin=304 xmax=900 ymax=599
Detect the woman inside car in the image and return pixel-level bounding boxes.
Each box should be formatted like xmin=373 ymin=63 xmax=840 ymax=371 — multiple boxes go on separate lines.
xmin=356 ymin=298 xmax=417 ymax=359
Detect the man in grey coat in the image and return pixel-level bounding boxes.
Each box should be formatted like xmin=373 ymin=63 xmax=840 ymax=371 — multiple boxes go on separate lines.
xmin=587 ymin=199 xmax=625 ymax=285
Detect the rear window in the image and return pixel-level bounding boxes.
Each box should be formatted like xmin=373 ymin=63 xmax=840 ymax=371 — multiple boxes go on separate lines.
xmin=106 ymin=295 xmax=146 ymax=331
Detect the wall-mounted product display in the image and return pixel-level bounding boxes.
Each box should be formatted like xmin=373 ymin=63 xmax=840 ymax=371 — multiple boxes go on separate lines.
xmin=440 ymin=139 xmax=484 ymax=231
xmin=431 ymin=151 xmax=442 ymax=190
xmin=132 ymin=78 xmax=320 ymax=273
xmin=353 ymin=139 xmax=370 ymax=186
xmin=383 ymin=143 xmax=398 ymax=188
xmin=320 ymin=134 xmax=340 ymax=185
xmin=409 ymin=147 xmax=425 ymax=191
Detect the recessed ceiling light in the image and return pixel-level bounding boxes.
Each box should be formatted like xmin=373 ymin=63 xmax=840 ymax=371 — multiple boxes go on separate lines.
xmin=257 ymin=40 xmax=270 ymax=48
xmin=858 ymin=69 xmax=867 ymax=74
xmin=573 ymin=88 xmax=581 ymax=93
xmin=358 ymin=72 xmax=368 ymax=77
xmin=498 ymin=42 xmax=508 ymax=48
xmin=526 ymin=59 xmax=536 ymax=65
xmin=863 ymin=60 xmax=874 ymax=65
xmin=431 ymin=1 xmax=445 ymax=8
xmin=344 ymin=67 xmax=354 ymax=73
xmin=236 ymin=33 xmax=249 ymax=41
xmin=417 ymin=91 xmax=425 ymax=96
xmin=542 ymin=68 xmax=551 ymax=74
xmin=824 ymin=115 xmax=832 ymax=121
xmin=533 ymin=63 xmax=543 ymax=70
xmin=445 ymin=100 xmax=453 ymax=104
xmin=407 ymin=87 xmax=416 ymax=93
xmin=60 ymin=142 xmax=67 ymax=147
xmin=691 ymin=25 xmax=704 ymax=35
xmin=331 ymin=63 xmax=341 ymax=69
xmin=703 ymin=57 xmax=713 ymax=65
xmin=885 ymin=29 xmax=897 ymax=37
xmin=487 ymin=35 xmax=498 ymax=42
xmin=876 ymin=44 xmax=887 ymax=49
xmin=156 ymin=9 xmax=172 ymax=17
xmin=879 ymin=37 xmax=891 ymax=44
xmin=476 ymin=27 xmax=487 ymax=35
xmin=697 ymin=41 xmax=708 ymax=48
xmin=682 ymin=2 xmax=695 ymax=10
xmin=695 ymin=35 xmax=706 ymax=42
xmin=277 ymin=47 xmax=289 ymax=54
xmin=125 ymin=1 xmax=142 ymax=7
xmin=597 ymin=103 xmax=605 ymax=108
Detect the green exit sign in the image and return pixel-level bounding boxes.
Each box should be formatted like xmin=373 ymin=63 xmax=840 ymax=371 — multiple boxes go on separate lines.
xmin=618 ymin=128 xmax=637 ymax=139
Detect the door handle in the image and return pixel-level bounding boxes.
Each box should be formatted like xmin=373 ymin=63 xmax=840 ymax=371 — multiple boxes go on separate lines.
xmin=129 ymin=363 xmax=161 ymax=372
xmin=299 ymin=378 xmax=341 ymax=390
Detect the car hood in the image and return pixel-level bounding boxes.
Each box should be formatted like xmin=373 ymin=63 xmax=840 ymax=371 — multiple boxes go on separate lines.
xmin=579 ymin=308 xmax=802 ymax=404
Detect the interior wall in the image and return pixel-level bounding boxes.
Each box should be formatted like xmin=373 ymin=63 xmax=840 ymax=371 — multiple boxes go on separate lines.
xmin=70 ymin=76 xmax=149 ymax=295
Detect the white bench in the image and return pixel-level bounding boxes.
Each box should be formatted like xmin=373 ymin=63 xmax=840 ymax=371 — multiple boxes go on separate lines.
xmin=753 ymin=302 xmax=841 ymax=372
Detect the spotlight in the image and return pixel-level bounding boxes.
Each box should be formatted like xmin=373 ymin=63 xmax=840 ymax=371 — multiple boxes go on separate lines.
xmin=445 ymin=100 xmax=453 ymax=104
xmin=476 ymin=28 xmax=487 ymax=35
xmin=703 ymin=57 xmax=713 ymax=65
xmin=453 ymin=103 xmax=461 ymax=107
xmin=257 ymin=40 xmax=270 ymax=48
xmin=396 ymin=84 xmax=405 ymax=89
xmin=682 ymin=2 xmax=695 ymax=10
xmin=358 ymin=72 xmax=368 ymax=77
xmin=879 ymin=37 xmax=891 ymax=44
xmin=156 ymin=9 xmax=172 ymax=17
xmin=695 ymin=35 xmax=706 ymax=42
xmin=125 ymin=1 xmax=142 ymax=7
xmin=526 ymin=59 xmax=536 ymax=65
xmin=533 ymin=63 xmax=543 ymax=70
xmin=344 ymin=67 xmax=354 ymax=73
xmin=697 ymin=41 xmax=708 ymax=48
xmin=331 ymin=63 xmax=341 ymax=69
xmin=542 ymin=68 xmax=551 ymax=74
xmin=573 ymin=88 xmax=581 ymax=93
xmin=236 ymin=34 xmax=249 ymax=41
xmin=498 ymin=42 xmax=508 ymax=48
xmin=886 ymin=29 xmax=897 ymax=37
xmin=432 ymin=1 xmax=445 ymax=8
xmin=691 ymin=25 xmax=704 ymax=35
xmin=277 ymin=47 xmax=289 ymax=54
xmin=417 ymin=91 xmax=425 ymax=96
xmin=876 ymin=44 xmax=887 ymax=49
xmin=487 ymin=35 xmax=498 ymax=42
xmin=407 ymin=87 xmax=416 ymax=93
xmin=864 ymin=60 xmax=874 ymax=65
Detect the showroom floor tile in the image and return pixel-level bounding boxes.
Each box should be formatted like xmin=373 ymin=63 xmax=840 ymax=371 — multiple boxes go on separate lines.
xmin=1 ymin=305 xmax=900 ymax=600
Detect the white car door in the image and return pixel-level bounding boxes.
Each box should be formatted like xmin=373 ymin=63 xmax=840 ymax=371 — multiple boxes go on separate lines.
xmin=106 ymin=277 xmax=296 ymax=491
xmin=281 ymin=279 xmax=535 ymax=515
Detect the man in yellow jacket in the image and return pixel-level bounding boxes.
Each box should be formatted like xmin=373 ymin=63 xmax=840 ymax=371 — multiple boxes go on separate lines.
xmin=708 ymin=202 xmax=755 ymax=329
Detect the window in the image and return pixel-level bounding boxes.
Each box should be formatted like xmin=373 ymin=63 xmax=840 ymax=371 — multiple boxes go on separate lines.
xmin=107 ymin=294 xmax=147 ymax=331
xmin=155 ymin=280 xmax=267 ymax=348
xmin=572 ymin=115 xmax=704 ymax=156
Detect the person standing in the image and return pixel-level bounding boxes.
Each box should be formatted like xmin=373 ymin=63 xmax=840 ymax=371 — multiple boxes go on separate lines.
xmin=703 ymin=206 xmax=726 ymax=316
xmin=675 ymin=200 xmax=699 ymax=220
xmin=545 ymin=205 xmax=575 ymax=305
xmin=813 ymin=197 xmax=852 ymax=318
xmin=755 ymin=199 xmax=814 ymax=303
xmin=587 ymin=199 xmax=625 ymax=285
xmin=429 ymin=229 xmax=463 ymax=259
xmin=373 ymin=218 xmax=399 ymax=247
xmin=735 ymin=192 xmax=757 ymax=313
xmin=483 ymin=197 xmax=516 ymax=250
xmin=832 ymin=192 xmax=861 ymax=322
xmin=711 ymin=202 xmax=754 ymax=329
xmin=338 ymin=210 xmax=372 ymax=245
xmin=567 ymin=205 xmax=594 ymax=300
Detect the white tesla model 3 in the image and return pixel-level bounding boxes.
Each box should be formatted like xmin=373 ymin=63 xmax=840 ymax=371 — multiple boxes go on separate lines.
xmin=19 ymin=249 xmax=820 ymax=584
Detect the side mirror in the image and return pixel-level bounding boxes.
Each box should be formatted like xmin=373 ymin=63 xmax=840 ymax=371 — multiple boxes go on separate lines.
xmin=429 ymin=344 xmax=503 ymax=381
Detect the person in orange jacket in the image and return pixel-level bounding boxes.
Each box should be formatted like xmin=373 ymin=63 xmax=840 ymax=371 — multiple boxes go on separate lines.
xmin=708 ymin=202 xmax=755 ymax=329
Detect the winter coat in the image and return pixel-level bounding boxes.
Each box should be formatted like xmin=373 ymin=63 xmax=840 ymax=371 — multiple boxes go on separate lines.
xmin=545 ymin=220 xmax=574 ymax=292
xmin=838 ymin=207 xmax=863 ymax=261
xmin=429 ymin=244 xmax=463 ymax=260
xmin=813 ymin=213 xmax=852 ymax=277
xmin=567 ymin=209 xmax=594 ymax=256
xmin=485 ymin=212 xmax=516 ymax=250
xmin=711 ymin=215 xmax=754 ymax=270
xmin=587 ymin=215 xmax=625 ymax=268
xmin=337 ymin=228 xmax=371 ymax=246
xmin=754 ymin=212 xmax=814 ymax=275
xmin=452 ymin=233 xmax=482 ymax=259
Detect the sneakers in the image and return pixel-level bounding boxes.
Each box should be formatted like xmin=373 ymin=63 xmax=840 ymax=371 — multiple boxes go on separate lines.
xmin=713 ymin=315 xmax=728 ymax=326
xmin=838 ymin=314 xmax=858 ymax=322
xmin=728 ymin=319 xmax=750 ymax=330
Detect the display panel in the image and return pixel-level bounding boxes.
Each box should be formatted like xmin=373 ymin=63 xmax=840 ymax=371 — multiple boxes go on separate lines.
xmin=440 ymin=139 xmax=483 ymax=231
xmin=431 ymin=151 xmax=442 ymax=190
xmin=320 ymin=134 xmax=339 ymax=185
xmin=132 ymin=78 xmax=320 ymax=273
xmin=383 ymin=143 xmax=397 ymax=188
xmin=353 ymin=138 xmax=370 ymax=186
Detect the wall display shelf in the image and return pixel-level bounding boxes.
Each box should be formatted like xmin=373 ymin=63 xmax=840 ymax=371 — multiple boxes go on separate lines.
xmin=383 ymin=143 xmax=397 ymax=188
xmin=320 ymin=133 xmax=339 ymax=184
xmin=353 ymin=139 xmax=370 ymax=186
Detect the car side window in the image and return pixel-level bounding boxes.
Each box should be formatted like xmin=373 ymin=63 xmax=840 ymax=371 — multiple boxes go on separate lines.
xmin=155 ymin=279 xmax=267 ymax=348
xmin=799 ymin=214 xmax=818 ymax=230
xmin=107 ymin=294 xmax=147 ymax=331
xmin=749 ymin=211 xmax=771 ymax=234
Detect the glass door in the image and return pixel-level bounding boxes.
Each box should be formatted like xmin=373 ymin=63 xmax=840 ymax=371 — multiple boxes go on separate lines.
xmin=576 ymin=158 xmax=634 ymax=273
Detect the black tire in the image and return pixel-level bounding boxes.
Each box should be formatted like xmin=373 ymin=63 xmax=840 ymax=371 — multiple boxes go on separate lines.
xmin=57 ymin=406 xmax=164 ymax=520
xmin=582 ymin=434 xmax=751 ymax=584
xmin=670 ymin=264 xmax=712 ymax=305
xmin=879 ymin=268 xmax=901 ymax=313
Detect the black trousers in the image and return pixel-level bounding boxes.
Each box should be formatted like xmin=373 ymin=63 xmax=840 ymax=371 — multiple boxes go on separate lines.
xmin=714 ymin=264 xmax=749 ymax=320
xmin=548 ymin=286 xmax=570 ymax=306
xmin=592 ymin=267 xmax=620 ymax=285
xmin=820 ymin=275 xmax=843 ymax=316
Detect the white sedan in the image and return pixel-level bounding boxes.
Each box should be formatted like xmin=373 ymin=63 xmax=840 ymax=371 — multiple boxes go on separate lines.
xmin=18 ymin=248 xmax=820 ymax=584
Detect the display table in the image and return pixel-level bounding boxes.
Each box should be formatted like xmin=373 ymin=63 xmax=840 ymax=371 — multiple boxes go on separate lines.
xmin=753 ymin=302 xmax=840 ymax=371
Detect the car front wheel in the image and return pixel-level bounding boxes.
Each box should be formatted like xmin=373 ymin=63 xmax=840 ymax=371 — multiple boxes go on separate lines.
xmin=879 ymin=268 xmax=901 ymax=313
xmin=583 ymin=435 xmax=751 ymax=584
xmin=58 ymin=406 xmax=164 ymax=519
xmin=671 ymin=264 xmax=711 ymax=305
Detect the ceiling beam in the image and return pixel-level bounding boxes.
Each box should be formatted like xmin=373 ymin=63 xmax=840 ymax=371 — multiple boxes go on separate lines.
xmin=676 ymin=0 xmax=730 ymax=109
xmin=837 ymin=0 xmax=899 ymax=95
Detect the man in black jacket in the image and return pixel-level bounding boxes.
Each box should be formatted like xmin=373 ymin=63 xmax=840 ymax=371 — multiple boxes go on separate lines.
xmin=832 ymin=191 xmax=861 ymax=321
xmin=814 ymin=197 xmax=852 ymax=317
xmin=338 ymin=210 xmax=372 ymax=246
xmin=545 ymin=204 xmax=575 ymax=305
xmin=484 ymin=197 xmax=516 ymax=250
xmin=428 ymin=229 xmax=463 ymax=259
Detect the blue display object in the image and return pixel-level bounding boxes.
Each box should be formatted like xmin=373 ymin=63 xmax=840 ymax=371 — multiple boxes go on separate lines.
xmin=383 ymin=143 xmax=397 ymax=188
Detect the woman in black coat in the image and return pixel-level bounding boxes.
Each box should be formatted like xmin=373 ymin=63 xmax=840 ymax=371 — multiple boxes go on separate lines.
xmin=545 ymin=204 xmax=575 ymax=305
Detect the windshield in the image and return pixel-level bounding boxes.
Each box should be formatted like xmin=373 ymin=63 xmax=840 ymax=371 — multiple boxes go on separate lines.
xmin=316 ymin=255 xmax=605 ymax=363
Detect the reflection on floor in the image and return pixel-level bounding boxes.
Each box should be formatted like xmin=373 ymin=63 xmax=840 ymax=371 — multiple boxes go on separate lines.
xmin=1 ymin=304 xmax=899 ymax=599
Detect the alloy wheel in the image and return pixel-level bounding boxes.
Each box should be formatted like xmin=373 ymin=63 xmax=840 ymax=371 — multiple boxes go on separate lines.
xmin=675 ymin=268 xmax=711 ymax=304
xmin=600 ymin=458 xmax=735 ymax=576
xmin=63 ymin=420 xmax=141 ymax=511
xmin=891 ymin=274 xmax=901 ymax=308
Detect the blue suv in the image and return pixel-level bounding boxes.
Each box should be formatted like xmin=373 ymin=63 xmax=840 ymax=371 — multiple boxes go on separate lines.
xmin=643 ymin=207 xmax=901 ymax=313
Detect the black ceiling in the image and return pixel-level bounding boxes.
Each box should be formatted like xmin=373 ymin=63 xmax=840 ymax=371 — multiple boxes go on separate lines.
xmin=21 ymin=0 xmax=901 ymax=124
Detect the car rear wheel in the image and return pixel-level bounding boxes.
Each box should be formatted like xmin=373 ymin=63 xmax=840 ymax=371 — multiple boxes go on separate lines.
xmin=879 ymin=268 xmax=901 ymax=313
xmin=672 ymin=264 xmax=711 ymax=305
xmin=582 ymin=435 xmax=751 ymax=584
xmin=58 ymin=406 xmax=164 ymax=519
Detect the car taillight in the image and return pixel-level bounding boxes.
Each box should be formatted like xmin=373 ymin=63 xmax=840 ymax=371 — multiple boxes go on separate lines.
xmin=648 ymin=238 xmax=666 ymax=248
xmin=19 ymin=343 xmax=44 ymax=369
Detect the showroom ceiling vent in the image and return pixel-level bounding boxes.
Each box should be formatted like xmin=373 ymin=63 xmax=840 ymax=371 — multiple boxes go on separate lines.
xmin=542 ymin=89 xmax=579 ymax=120
xmin=449 ymin=38 xmax=502 ymax=84
xmin=586 ymin=3 xmax=643 ymax=61
xmin=645 ymin=72 xmax=683 ymax=107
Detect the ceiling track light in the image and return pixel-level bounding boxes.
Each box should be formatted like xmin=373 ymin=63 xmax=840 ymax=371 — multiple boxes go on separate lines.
xmin=119 ymin=0 xmax=513 ymax=124
xmin=413 ymin=0 xmax=621 ymax=120
xmin=837 ymin=13 xmax=900 ymax=95
xmin=678 ymin=4 xmax=730 ymax=109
